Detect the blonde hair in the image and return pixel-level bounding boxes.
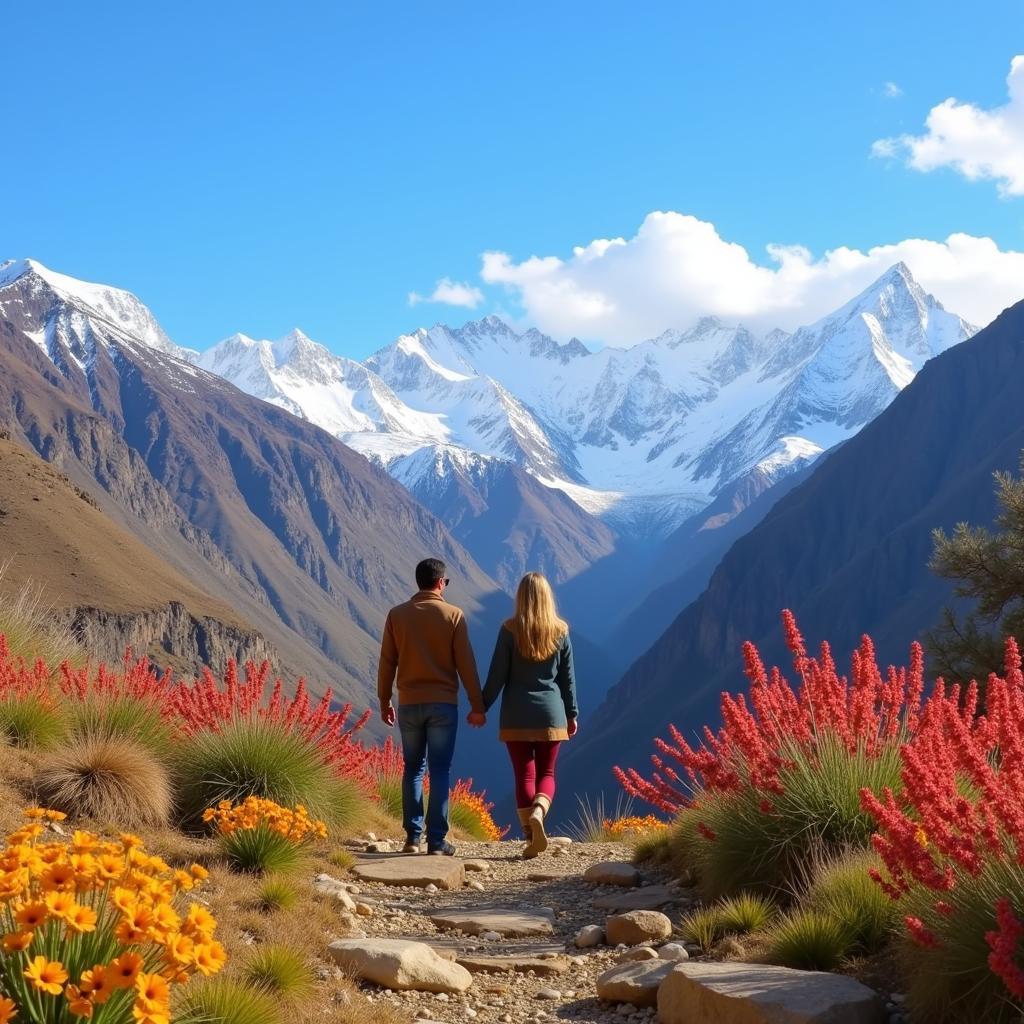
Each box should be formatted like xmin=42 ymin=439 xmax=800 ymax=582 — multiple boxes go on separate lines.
xmin=506 ymin=572 xmax=568 ymax=661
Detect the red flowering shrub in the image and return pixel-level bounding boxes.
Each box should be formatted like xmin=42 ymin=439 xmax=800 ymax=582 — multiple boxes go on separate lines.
xmin=860 ymin=637 xmax=1024 ymax=1020
xmin=617 ymin=611 xmax=920 ymax=896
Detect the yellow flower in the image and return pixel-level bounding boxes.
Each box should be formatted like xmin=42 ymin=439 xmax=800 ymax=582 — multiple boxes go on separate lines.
xmin=40 ymin=861 xmax=77 ymax=892
xmin=189 ymin=863 xmax=209 ymax=881
xmin=23 ymin=807 xmax=47 ymax=820
xmin=134 ymin=970 xmax=170 ymax=1006
xmin=67 ymin=903 xmax=98 ymax=933
xmin=44 ymin=810 xmax=67 ymax=822
xmin=192 ymin=938 xmax=227 ymax=975
xmin=182 ymin=904 xmax=216 ymax=939
xmin=44 ymin=890 xmax=78 ymax=919
xmin=24 ymin=954 xmax=68 ymax=995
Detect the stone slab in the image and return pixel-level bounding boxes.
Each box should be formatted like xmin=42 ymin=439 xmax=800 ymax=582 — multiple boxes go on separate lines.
xmin=428 ymin=907 xmax=556 ymax=937
xmin=455 ymin=954 xmax=570 ymax=977
xmin=593 ymin=884 xmax=676 ymax=911
xmin=583 ymin=861 xmax=642 ymax=887
xmin=657 ymin=962 xmax=885 ymax=1024
xmin=528 ymin=870 xmax=576 ymax=882
xmin=351 ymin=857 xmax=465 ymax=890
xmin=597 ymin=960 xmax=674 ymax=1007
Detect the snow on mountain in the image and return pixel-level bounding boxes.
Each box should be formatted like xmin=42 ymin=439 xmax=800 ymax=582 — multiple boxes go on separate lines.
xmin=1 ymin=258 xmax=978 ymax=544
xmin=0 ymin=259 xmax=194 ymax=360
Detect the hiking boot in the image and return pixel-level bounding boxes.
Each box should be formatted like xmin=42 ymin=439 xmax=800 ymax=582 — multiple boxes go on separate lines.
xmin=402 ymin=838 xmax=423 ymax=854
xmin=428 ymin=840 xmax=456 ymax=856
xmin=526 ymin=794 xmax=551 ymax=857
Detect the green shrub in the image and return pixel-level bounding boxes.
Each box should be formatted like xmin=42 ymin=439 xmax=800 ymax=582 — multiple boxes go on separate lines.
xmin=898 ymin=860 xmax=1024 ymax=1023
xmin=375 ymin=776 xmax=402 ymax=820
xmin=67 ymin=696 xmax=174 ymax=759
xmin=242 ymin=945 xmax=314 ymax=997
xmin=680 ymin=906 xmax=725 ymax=949
xmin=674 ymin=736 xmax=903 ymax=898
xmin=764 ymin=908 xmax=852 ymax=970
xmin=632 ymin=829 xmax=673 ymax=865
xmin=804 ymin=851 xmax=899 ymax=954
xmin=717 ymin=892 xmax=777 ymax=935
xmin=179 ymin=979 xmax=282 ymax=1024
xmin=220 ymin=823 xmax=306 ymax=875
xmin=0 ymin=695 xmax=64 ymax=748
xmin=328 ymin=848 xmax=356 ymax=872
xmin=254 ymin=877 xmax=299 ymax=913
xmin=174 ymin=719 xmax=365 ymax=828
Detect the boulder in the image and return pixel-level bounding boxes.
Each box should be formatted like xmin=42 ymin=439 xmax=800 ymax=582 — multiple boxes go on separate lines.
xmin=584 ymin=862 xmax=642 ymax=887
xmin=575 ymin=924 xmax=605 ymax=948
xmin=429 ymin=907 xmax=556 ymax=937
xmin=596 ymin=960 xmax=674 ymax=1007
xmin=657 ymin=962 xmax=885 ymax=1024
xmin=606 ymin=910 xmax=673 ymax=945
xmin=351 ymin=857 xmax=465 ymax=890
xmin=327 ymin=938 xmax=473 ymax=993
xmin=618 ymin=946 xmax=660 ymax=962
xmin=313 ymin=874 xmax=357 ymax=911
xmin=657 ymin=942 xmax=690 ymax=962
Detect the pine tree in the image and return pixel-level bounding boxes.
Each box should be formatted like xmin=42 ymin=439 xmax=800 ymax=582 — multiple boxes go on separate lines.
xmin=928 ymin=455 xmax=1024 ymax=682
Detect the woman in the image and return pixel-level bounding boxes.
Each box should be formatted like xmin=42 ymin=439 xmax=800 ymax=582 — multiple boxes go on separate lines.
xmin=480 ymin=572 xmax=578 ymax=858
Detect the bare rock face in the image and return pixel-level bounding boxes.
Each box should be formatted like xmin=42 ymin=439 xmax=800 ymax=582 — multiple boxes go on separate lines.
xmin=595 ymin=960 xmax=674 ymax=1007
xmin=657 ymin=962 xmax=885 ymax=1024
xmin=594 ymin=884 xmax=676 ymax=911
xmin=327 ymin=938 xmax=473 ymax=994
xmin=606 ymin=910 xmax=673 ymax=945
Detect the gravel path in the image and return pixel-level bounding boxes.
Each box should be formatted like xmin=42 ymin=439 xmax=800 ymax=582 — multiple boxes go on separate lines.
xmin=340 ymin=836 xmax=695 ymax=1024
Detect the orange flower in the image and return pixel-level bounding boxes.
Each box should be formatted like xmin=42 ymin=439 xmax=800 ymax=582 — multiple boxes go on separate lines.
xmin=79 ymin=965 xmax=113 ymax=1005
xmin=14 ymin=901 xmax=48 ymax=929
xmin=2 ymin=929 xmax=34 ymax=951
xmin=67 ymin=903 xmax=98 ymax=933
xmin=110 ymin=950 xmax=145 ymax=988
xmin=0 ymin=996 xmax=15 ymax=1024
xmin=134 ymin=970 xmax=170 ymax=1006
xmin=24 ymin=954 xmax=68 ymax=995
xmin=65 ymin=983 xmax=94 ymax=1018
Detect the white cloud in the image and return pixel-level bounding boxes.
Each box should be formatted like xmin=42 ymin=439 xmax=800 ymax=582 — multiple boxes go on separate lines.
xmin=883 ymin=81 xmax=903 ymax=98
xmin=873 ymin=56 xmax=1024 ymax=196
xmin=408 ymin=277 xmax=484 ymax=309
xmin=479 ymin=211 xmax=1024 ymax=343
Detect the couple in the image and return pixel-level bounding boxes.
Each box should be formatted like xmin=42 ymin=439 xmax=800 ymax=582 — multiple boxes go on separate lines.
xmin=377 ymin=558 xmax=578 ymax=858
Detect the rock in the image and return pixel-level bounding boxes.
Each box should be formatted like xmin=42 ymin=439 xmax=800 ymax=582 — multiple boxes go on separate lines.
xmin=658 ymin=962 xmax=886 ymax=1024
xmin=551 ymin=846 xmax=567 ymax=857
xmin=528 ymin=870 xmax=573 ymax=882
xmin=658 ymin=943 xmax=690 ymax=962
xmin=464 ymin=860 xmax=491 ymax=873
xmin=549 ymin=836 xmax=573 ymax=846
xmin=313 ymin=874 xmax=357 ymax=910
xmin=352 ymin=857 xmax=465 ymax=890
xmin=593 ymin=885 xmax=675 ymax=911
xmin=480 ymin=930 xmax=502 ymax=942
xmin=429 ymin=908 xmax=556 ymax=937
xmin=536 ymin=988 xmax=562 ymax=1000
xmin=467 ymin=880 xmax=486 ymax=892
xmin=574 ymin=924 xmax=605 ymax=948
xmin=618 ymin=946 xmax=660 ymax=962
xmin=355 ymin=902 xmax=374 ymax=917
xmin=595 ymin=960 xmax=674 ymax=1007
xmin=327 ymin=938 xmax=473 ymax=993
xmin=583 ymin=862 xmax=642 ymax=887
xmin=456 ymin=955 xmax=570 ymax=977
xmin=365 ymin=841 xmax=394 ymax=853
xmin=606 ymin=910 xmax=673 ymax=945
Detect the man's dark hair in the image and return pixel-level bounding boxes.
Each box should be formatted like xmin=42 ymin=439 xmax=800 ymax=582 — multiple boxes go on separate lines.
xmin=415 ymin=558 xmax=447 ymax=590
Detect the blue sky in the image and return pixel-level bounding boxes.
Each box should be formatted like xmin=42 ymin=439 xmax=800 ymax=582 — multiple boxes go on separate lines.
xmin=3 ymin=1 xmax=1023 ymax=356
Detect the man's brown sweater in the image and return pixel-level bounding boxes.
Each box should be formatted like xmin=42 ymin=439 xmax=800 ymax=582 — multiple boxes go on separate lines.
xmin=377 ymin=590 xmax=485 ymax=712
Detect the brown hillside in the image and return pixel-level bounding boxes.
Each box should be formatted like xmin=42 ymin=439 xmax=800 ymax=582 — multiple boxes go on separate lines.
xmin=0 ymin=435 xmax=271 ymax=668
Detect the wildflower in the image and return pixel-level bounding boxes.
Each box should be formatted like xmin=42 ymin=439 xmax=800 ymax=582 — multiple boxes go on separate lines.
xmin=65 ymin=984 xmax=94 ymax=1018
xmin=80 ymin=965 xmax=113 ymax=1004
xmin=0 ymin=997 xmax=15 ymax=1024
xmin=24 ymin=955 xmax=68 ymax=995
xmin=110 ymin=950 xmax=145 ymax=988
xmin=2 ymin=929 xmax=33 ymax=951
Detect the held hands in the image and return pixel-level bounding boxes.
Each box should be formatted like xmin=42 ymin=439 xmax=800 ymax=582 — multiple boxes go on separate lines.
xmin=567 ymin=717 xmax=579 ymax=738
xmin=467 ymin=711 xmax=487 ymax=728
xmin=380 ymin=703 xmax=396 ymax=727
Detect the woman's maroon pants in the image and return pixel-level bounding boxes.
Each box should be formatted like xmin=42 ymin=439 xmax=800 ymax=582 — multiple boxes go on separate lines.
xmin=506 ymin=740 xmax=561 ymax=807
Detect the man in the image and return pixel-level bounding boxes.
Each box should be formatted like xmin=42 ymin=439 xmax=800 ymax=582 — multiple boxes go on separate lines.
xmin=378 ymin=557 xmax=486 ymax=855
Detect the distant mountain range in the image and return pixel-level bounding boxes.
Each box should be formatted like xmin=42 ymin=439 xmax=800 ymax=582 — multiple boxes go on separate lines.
xmin=558 ymin=295 xmax=1024 ymax=809
xmin=0 ymin=258 xmax=502 ymax=705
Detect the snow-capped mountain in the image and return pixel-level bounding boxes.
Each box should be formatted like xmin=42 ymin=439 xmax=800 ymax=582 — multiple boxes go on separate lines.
xmin=1 ymin=257 xmax=978 ymax=558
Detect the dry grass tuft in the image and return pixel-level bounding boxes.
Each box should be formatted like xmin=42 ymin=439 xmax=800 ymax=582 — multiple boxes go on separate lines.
xmin=32 ymin=735 xmax=172 ymax=827
xmin=0 ymin=563 xmax=83 ymax=668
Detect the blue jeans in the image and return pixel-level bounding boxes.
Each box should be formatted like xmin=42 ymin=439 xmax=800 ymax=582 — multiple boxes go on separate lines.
xmin=397 ymin=702 xmax=458 ymax=847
